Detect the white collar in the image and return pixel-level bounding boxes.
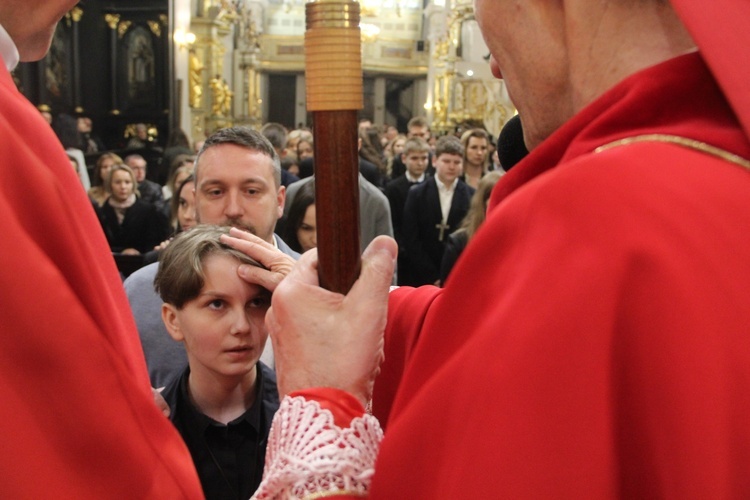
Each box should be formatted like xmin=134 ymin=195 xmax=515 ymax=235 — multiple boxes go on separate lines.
xmin=0 ymin=23 xmax=20 ymax=71
xmin=435 ymin=176 xmax=458 ymax=192
xmin=406 ymin=172 xmax=425 ymax=183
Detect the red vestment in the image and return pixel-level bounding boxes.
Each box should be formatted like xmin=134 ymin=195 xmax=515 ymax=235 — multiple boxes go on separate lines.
xmin=0 ymin=63 xmax=202 ymax=496
xmin=367 ymin=53 xmax=750 ymax=497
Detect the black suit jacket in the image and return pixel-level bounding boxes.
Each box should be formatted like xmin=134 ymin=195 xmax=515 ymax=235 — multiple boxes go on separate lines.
xmin=359 ymin=157 xmax=384 ymax=189
xmin=385 ymin=174 xmax=424 ymax=249
xmin=401 ymin=177 xmax=474 ymax=286
xmin=100 ymin=198 xmax=167 ymax=253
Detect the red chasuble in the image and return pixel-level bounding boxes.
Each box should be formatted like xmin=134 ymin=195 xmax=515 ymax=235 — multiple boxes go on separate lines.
xmin=368 ymin=53 xmax=750 ymax=497
xmin=0 ymin=65 xmax=202 ymax=496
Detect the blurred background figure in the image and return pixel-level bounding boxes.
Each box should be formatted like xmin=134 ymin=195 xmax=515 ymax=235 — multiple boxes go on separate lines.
xmin=440 ymin=170 xmax=502 ymax=285
xmin=88 ymin=152 xmax=123 ymax=207
xmin=99 ymin=164 xmax=166 ymax=255
xmin=460 ymin=128 xmax=491 ymax=188
xmin=53 ymin=113 xmax=90 ymax=191
xmin=282 ymin=180 xmax=317 ymax=253
xmin=77 ymin=115 xmax=106 ymax=154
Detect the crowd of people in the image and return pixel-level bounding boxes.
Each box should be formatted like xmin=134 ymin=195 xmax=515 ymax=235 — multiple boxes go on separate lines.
xmin=48 ymin=108 xmax=507 ymax=290
xmin=3 ymin=0 xmax=750 ymax=497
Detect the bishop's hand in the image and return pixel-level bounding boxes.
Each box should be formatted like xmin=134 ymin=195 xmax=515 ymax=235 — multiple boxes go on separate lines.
xmin=267 ymin=236 xmax=397 ymax=407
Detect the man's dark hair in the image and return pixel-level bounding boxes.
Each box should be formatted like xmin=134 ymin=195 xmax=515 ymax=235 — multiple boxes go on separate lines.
xmin=260 ymin=122 xmax=288 ymax=152
xmin=196 ymin=126 xmax=281 ymax=187
xmin=434 ymin=135 xmax=464 ymax=158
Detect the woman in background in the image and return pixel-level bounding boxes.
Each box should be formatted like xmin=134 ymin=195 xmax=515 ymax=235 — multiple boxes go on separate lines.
xmin=440 ymin=171 xmax=502 ymax=286
xmin=99 ymin=164 xmax=165 ymax=255
xmin=88 ymin=153 xmax=123 ymax=206
xmin=282 ymin=180 xmax=317 ymax=253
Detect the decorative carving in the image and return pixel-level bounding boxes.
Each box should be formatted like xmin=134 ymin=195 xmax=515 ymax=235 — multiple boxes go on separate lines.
xmin=118 ymin=21 xmax=132 ymax=39
xmin=189 ymin=50 xmax=205 ymax=109
xmin=105 ymin=13 xmax=120 ymax=30
xmin=70 ymin=7 xmax=83 ymax=23
xmin=147 ymin=20 xmax=162 ymax=38
xmin=210 ymin=75 xmax=233 ymax=116
xmin=246 ymin=66 xmax=262 ymax=123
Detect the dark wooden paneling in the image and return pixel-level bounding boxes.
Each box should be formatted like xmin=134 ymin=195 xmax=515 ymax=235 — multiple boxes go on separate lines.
xmin=14 ymin=1 xmax=170 ymax=151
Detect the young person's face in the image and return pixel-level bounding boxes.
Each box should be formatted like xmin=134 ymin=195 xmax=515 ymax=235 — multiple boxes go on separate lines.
xmin=392 ymin=138 xmax=406 ymax=156
xmin=408 ymin=125 xmax=430 ymax=141
xmin=297 ymin=140 xmax=313 ymax=161
xmin=195 ymin=143 xmax=284 ymax=244
xmin=434 ymin=153 xmax=463 ymax=185
xmin=99 ymin=157 xmax=116 ymax=184
xmin=177 ymin=181 xmax=196 ymax=231
xmin=163 ymin=253 xmax=270 ymax=381
xmin=466 ymin=136 xmax=489 ymax=167
xmin=402 ymin=150 xmax=429 ymax=178
xmin=296 ymin=204 xmax=317 ymax=252
xmin=110 ymin=170 xmax=134 ymax=202
xmin=127 ymin=158 xmax=147 ymax=183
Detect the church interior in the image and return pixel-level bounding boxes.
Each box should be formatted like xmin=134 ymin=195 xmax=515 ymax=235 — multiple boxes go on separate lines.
xmin=14 ymin=0 xmax=516 ymax=157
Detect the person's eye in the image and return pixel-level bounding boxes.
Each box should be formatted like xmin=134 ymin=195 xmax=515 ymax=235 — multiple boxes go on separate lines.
xmin=246 ymin=187 xmax=260 ymax=195
xmin=247 ymin=294 xmax=271 ymax=309
xmin=207 ymin=299 xmax=224 ymax=310
xmin=179 ymin=198 xmax=187 ymax=207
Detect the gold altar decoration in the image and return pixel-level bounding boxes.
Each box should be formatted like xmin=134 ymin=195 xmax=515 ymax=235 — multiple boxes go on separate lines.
xmin=210 ymin=75 xmax=233 ymax=117
xmin=189 ymin=49 xmax=204 ymax=109
xmin=428 ymin=0 xmax=515 ymax=136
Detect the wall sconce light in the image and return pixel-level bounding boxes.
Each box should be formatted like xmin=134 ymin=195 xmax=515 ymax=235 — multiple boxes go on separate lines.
xmin=174 ymin=29 xmax=196 ymax=50
xmin=360 ymin=23 xmax=381 ymax=43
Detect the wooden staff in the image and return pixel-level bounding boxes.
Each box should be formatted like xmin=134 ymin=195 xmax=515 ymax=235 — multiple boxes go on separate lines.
xmin=305 ymin=0 xmax=362 ymax=293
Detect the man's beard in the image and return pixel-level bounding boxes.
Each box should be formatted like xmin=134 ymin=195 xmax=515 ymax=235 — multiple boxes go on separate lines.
xmin=222 ymin=218 xmax=257 ymax=235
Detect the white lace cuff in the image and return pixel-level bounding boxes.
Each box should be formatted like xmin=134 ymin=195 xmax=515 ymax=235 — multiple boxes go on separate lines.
xmin=252 ymin=395 xmax=383 ymax=499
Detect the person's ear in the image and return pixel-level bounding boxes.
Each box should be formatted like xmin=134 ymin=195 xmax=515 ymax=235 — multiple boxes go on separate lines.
xmin=276 ymin=185 xmax=286 ymax=219
xmin=161 ymin=303 xmax=184 ymax=342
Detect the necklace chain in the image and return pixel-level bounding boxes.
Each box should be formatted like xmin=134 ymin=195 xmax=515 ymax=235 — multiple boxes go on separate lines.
xmin=594 ymin=134 xmax=750 ymax=171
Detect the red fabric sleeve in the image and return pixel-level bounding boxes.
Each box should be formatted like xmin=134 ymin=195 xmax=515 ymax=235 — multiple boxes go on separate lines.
xmin=0 ymin=67 xmax=202 ymax=498
xmin=290 ymin=388 xmax=366 ymax=427
xmin=371 ymin=285 xmax=442 ymax=430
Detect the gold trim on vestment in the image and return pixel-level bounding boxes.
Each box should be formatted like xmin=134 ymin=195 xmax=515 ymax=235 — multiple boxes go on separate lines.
xmin=594 ymin=134 xmax=750 ymax=171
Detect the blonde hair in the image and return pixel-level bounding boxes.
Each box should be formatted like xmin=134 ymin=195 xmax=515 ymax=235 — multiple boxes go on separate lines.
xmin=460 ymin=171 xmax=502 ymax=239
xmin=106 ymin=164 xmax=139 ymax=198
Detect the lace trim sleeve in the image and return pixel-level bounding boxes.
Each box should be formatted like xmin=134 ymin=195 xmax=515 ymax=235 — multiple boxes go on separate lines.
xmin=252 ymin=395 xmax=383 ymax=499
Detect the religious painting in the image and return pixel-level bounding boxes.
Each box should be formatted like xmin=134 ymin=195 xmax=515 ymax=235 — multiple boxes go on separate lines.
xmin=37 ymin=19 xmax=75 ymax=111
xmin=116 ymin=25 xmax=158 ymax=111
xmin=112 ymin=18 xmax=166 ymax=114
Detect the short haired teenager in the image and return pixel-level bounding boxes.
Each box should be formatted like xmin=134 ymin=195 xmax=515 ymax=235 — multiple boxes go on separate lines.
xmin=154 ymin=225 xmax=279 ymax=499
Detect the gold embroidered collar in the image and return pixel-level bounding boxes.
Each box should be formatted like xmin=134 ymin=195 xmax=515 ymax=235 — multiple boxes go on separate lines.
xmin=594 ymin=134 xmax=750 ymax=171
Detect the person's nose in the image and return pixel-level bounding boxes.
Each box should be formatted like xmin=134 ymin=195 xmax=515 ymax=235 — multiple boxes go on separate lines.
xmin=185 ymin=205 xmax=196 ymax=222
xmin=230 ymin=310 xmax=252 ymax=336
xmin=224 ymin=190 xmax=244 ymax=218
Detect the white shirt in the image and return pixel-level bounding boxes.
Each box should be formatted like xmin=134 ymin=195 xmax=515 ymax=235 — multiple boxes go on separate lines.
xmin=406 ymin=172 xmax=425 ymax=183
xmin=0 ymin=23 xmax=20 ymax=71
xmin=435 ymin=176 xmax=458 ymax=224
